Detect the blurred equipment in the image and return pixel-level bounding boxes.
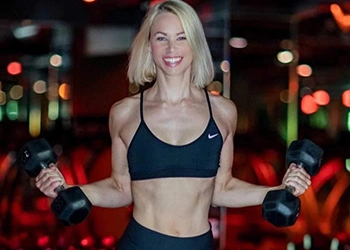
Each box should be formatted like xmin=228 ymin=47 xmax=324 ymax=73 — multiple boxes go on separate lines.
xmin=17 ymin=138 xmax=92 ymax=226
xmin=262 ymin=139 xmax=323 ymax=227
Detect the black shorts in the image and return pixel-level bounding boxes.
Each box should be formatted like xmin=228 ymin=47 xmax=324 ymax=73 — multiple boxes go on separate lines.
xmin=116 ymin=217 xmax=214 ymax=250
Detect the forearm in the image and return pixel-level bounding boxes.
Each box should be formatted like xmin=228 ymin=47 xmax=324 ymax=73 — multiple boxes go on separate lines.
xmin=212 ymin=177 xmax=282 ymax=208
xmin=76 ymin=178 xmax=133 ymax=208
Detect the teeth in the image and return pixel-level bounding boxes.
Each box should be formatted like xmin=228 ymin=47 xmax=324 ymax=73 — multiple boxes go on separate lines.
xmin=164 ymin=57 xmax=181 ymax=63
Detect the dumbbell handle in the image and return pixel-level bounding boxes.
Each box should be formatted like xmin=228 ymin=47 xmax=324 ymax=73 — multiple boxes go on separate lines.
xmin=54 ymin=185 xmax=66 ymax=193
xmin=38 ymin=161 xmax=66 ymax=194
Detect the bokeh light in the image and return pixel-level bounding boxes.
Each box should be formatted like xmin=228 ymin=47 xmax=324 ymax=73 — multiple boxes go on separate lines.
xmin=7 ymin=62 xmax=22 ymax=75
xmin=297 ymin=64 xmax=313 ymax=77
xmin=277 ymin=50 xmax=294 ymax=64
xmin=33 ymin=80 xmax=47 ymax=94
xmin=58 ymin=83 xmax=71 ymax=100
xmin=0 ymin=91 xmax=6 ymax=105
xmin=9 ymin=85 xmax=23 ymax=100
xmin=301 ymin=94 xmax=319 ymax=114
xmin=313 ymin=90 xmax=330 ymax=106
xmin=220 ymin=60 xmax=230 ymax=73
xmin=342 ymin=90 xmax=350 ymax=107
xmin=49 ymin=54 xmax=62 ymax=67
xmin=229 ymin=37 xmax=248 ymax=49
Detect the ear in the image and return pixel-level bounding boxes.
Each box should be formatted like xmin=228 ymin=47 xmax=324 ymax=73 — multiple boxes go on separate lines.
xmin=148 ymin=43 xmax=152 ymax=53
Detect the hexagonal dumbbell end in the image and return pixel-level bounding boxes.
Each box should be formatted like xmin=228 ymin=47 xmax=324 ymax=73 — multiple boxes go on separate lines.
xmin=286 ymin=139 xmax=323 ymax=176
xmin=262 ymin=189 xmax=300 ymax=227
xmin=17 ymin=138 xmax=57 ymax=178
xmin=51 ymin=186 xmax=92 ymax=226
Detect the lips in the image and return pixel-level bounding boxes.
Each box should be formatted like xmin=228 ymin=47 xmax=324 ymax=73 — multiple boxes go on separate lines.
xmin=163 ymin=56 xmax=182 ymax=67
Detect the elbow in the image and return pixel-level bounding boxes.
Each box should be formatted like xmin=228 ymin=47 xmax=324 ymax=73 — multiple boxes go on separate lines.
xmin=211 ymin=187 xmax=223 ymax=207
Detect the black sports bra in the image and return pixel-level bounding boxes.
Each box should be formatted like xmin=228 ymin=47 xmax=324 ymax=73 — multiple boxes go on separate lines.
xmin=127 ymin=90 xmax=223 ymax=181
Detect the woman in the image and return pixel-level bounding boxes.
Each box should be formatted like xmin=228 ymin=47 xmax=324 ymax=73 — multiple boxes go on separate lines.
xmin=36 ymin=1 xmax=311 ymax=249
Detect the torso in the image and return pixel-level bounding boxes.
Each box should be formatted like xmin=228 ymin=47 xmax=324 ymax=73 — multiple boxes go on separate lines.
xmin=113 ymin=86 xmax=231 ymax=237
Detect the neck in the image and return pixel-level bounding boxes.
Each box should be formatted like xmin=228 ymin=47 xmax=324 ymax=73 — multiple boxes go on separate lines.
xmin=151 ymin=74 xmax=194 ymax=104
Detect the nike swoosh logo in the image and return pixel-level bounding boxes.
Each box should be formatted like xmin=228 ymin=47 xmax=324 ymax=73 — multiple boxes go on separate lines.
xmin=208 ymin=133 xmax=219 ymax=139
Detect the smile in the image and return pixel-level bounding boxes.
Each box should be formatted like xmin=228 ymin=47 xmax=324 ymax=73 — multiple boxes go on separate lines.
xmin=163 ymin=57 xmax=182 ymax=67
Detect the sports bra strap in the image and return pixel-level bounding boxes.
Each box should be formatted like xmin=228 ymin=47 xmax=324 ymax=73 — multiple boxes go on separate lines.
xmin=204 ymin=89 xmax=213 ymax=118
xmin=140 ymin=91 xmax=144 ymax=121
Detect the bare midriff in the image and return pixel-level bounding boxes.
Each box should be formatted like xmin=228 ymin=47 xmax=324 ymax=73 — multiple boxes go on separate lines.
xmin=132 ymin=177 xmax=215 ymax=237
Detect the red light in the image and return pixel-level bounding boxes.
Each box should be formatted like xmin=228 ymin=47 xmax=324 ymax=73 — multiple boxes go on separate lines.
xmin=83 ymin=0 xmax=96 ymax=2
xmin=102 ymin=236 xmax=115 ymax=247
xmin=150 ymin=0 xmax=163 ymax=7
xmin=7 ymin=62 xmax=22 ymax=75
xmin=37 ymin=235 xmax=50 ymax=247
xmin=80 ymin=236 xmax=95 ymax=247
xmin=313 ymin=90 xmax=330 ymax=106
xmin=301 ymin=95 xmax=319 ymax=114
xmin=342 ymin=90 xmax=350 ymax=107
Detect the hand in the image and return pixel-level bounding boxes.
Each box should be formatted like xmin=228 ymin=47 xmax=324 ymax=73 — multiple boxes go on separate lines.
xmin=35 ymin=164 xmax=67 ymax=199
xmin=281 ymin=163 xmax=311 ymax=196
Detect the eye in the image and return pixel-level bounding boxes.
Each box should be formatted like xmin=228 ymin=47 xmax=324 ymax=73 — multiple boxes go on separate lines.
xmin=177 ymin=36 xmax=187 ymax=41
xmin=156 ymin=36 xmax=167 ymax=41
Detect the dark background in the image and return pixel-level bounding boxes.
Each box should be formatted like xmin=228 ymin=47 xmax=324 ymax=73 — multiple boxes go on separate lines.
xmin=0 ymin=0 xmax=349 ymax=249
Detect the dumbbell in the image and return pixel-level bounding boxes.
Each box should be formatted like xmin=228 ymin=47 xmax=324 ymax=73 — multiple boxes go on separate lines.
xmin=17 ymin=138 xmax=92 ymax=226
xmin=262 ymin=139 xmax=323 ymax=227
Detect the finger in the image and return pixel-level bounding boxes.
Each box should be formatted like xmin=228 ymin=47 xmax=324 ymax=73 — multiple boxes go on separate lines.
xmin=287 ymin=163 xmax=298 ymax=169
xmin=285 ymin=179 xmax=309 ymax=192
xmin=287 ymin=169 xmax=311 ymax=184
xmin=36 ymin=174 xmax=64 ymax=191
xmin=35 ymin=167 xmax=56 ymax=182
xmin=284 ymin=176 xmax=311 ymax=195
xmin=41 ymin=181 xmax=62 ymax=198
xmin=36 ymin=169 xmax=65 ymax=190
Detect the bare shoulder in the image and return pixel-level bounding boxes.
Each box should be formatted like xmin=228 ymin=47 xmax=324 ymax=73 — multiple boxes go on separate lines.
xmin=109 ymin=93 xmax=140 ymax=132
xmin=209 ymin=92 xmax=237 ymax=121
xmin=207 ymin=92 xmax=238 ymax=136
xmin=110 ymin=94 xmax=139 ymax=117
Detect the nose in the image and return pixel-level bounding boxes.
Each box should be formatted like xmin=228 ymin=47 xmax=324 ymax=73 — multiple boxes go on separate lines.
xmin=166 ymin=40 xmax=176 ymax=52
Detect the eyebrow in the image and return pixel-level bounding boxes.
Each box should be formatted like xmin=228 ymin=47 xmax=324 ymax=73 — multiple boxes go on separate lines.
xmin=153 ymin=31 xmax=185 ymax=36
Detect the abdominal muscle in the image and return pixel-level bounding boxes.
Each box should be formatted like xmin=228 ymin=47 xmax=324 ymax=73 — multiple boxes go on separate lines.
xmin=131 ymin=177 xmax=215 ymax=237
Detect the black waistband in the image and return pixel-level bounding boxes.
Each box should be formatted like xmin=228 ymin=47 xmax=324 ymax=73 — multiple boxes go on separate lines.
xmin=117 ymin=217 xmax=214 ymax=250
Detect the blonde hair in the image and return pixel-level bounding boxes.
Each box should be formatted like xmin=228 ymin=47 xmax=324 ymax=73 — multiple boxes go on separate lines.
xmin=127 ymin=0 xmax=214 ymax=88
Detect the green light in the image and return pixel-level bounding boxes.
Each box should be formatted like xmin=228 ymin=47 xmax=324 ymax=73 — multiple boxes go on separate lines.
xmin=0 ymin=106 xmax=3 ymax=122
xmin=310 ymin=108 xmax=328 ymax=129
xmin=48 ymin=100 xmax=59 ymax=121
xmin=287 ymin=94 xmax=298 ymax=145
xmin=345 ymin=159 xmax=350 ymax=172
xmin=347 ymin=112 xmax=350 ymax=132
xmin=6 ymin=100 xmax=18 ymax=120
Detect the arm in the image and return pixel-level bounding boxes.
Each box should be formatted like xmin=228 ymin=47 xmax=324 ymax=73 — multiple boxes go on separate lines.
xmin=35 ymin=101 xmax=133 ymax=208
xmin=211 ymin=100 xmax=310 ymax=208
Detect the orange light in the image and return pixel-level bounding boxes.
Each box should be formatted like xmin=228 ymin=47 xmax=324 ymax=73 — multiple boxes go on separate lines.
xmin=301 ymin=95 xmax=319 ymax=114
xmin=330 ymin=4 xmax=350 ymax=32
xmin=7 ymin=62 xmax=22 ymax=75
xmin=342 ymin=90 xmax=350 ymax=107
xmin=83 ymin=0 xmax=96 ymax=2
xmin=210 ymin=90 xmax=220 ymax=96
xmin=58 ymin=83 xmax=71 ymax=100
xmin=313 ymin=90 xmax=330 ymax=106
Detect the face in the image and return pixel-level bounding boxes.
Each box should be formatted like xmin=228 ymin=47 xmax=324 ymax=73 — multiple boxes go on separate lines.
xmin=148 ymin=12 xmax=193 ymax=79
